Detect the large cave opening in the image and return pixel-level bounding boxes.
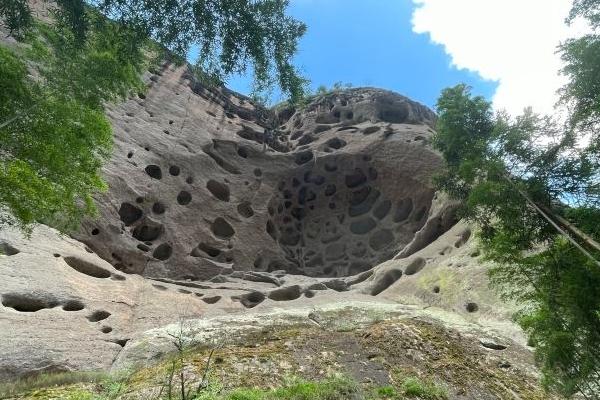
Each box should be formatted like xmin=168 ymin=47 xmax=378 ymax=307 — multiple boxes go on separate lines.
xmin=261 ymin=153 xmax=436 ymax=277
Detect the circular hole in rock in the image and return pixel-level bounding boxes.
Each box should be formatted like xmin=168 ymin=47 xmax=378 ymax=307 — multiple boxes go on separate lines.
xmin=237 ymin=146 xmax=248 ymax=158
xmin=393 ymin=198 xmax=414 ymax=222
xmin=268 ymin=285 xmax=301 ymax=301
xmin=145 ymin=165 xmax=162 ymax=179
xmin=132 ymin=221 xmax=163 ymax=242
xmin=153 ymin=243 xmax=172 ymax=260
xmin=433 ymin=285 xmax=440 ymax=293
xmin=53 ymin=253 xmax=60 ymax=258
xmin=202 ymin=295 xmax=221 ymax=304
xmin=373 ymin=200 xmax=391 ymax=220
xmin=466 ymin=302 xmax=479 ymax=313
xmin=212 ymin=218 xmax=235 ymax=239
xmin=294 ymin=150 xmax=313 ymax=165
xmin=101 ymin=326 xmax=113 ymax=334
xmin=177 ymin=191 xmax=192 ymax=205
xmin=369 ymin=229 xmax=394 ymax=251
xmin=240 ymin=291 xmax=265 ymax=308
xmin=127 ymin=151 xmax=134 ymax=158
xmin=62 ymin=300 xmax=85 ymax=311
xmin=186 ymin=176 xmax=194 ymax=184
xmin=345 ymin=169 xmax=367 ymax=188
xmin=0 ymin=242 xmax=20 ymax=256
xmin=350 ymin=218 xmax=377 ymax=235
xmin=363 ymin=126 xmax=381 ymax=135
xmin=87 ymin=310 xmax=111 ymax=322
xmin=197 ymin=243 xmax=221 ymax=257
xmin=91 ymin=228 xmax=100 ymax=236
xmin=370 ymin=269 xmax=403 ymax=296
xmin=169 ymin=166 xmax=181 ymax=176
xmin=152 ymin=202 xmax=166 ymax=214
xmin=237 ymin=201 xmax=254 ymax=218
xmin=63 ymin=257 xmax=111 ymax=279
xmin=118 ymin=202 xmax=143 ymax=226
xmin=326 ymin=137 xmax=346 ymax=150
xmin=253 ymin=168 xmax=262 ymax=177
xmin=1 ymin=294 xmax=58 ymax=312
xmin=404 ymin=257 xmax=426 ymax=275
xmin=206 ymin=180 xmax=230 ymax=202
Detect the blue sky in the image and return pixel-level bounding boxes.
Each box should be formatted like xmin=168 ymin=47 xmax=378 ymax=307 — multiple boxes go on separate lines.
xmin=206 ymin=0 xmax=498 ymax=109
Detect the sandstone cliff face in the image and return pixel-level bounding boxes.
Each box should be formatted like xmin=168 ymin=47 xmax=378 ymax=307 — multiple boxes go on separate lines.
xmin=0 ymin=62 xmax=523 ymax=392
xmin=73 ymin=63 xmax=448 ymax=281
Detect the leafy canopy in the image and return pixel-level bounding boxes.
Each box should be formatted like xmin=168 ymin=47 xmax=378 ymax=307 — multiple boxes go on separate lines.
xmin=0 ymin=0 xmax=307 ymax=232
xmin=0 ymin=4 xmax=151 ymax=232
xmin=0 ymin=46 xmax=112 ymax=232
xmin=2 ymin=0 xmax=308 ymax=103
xmin=433 ymin=8 xmax=600 ymax=393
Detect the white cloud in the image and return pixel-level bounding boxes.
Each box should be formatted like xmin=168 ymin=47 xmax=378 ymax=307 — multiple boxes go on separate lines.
xmin=411 ymin=0 xmax=588 ymax=115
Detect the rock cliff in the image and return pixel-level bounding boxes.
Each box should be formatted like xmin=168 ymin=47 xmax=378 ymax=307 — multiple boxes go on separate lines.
xmin=0 ymin=62 xmax=540 ymax=398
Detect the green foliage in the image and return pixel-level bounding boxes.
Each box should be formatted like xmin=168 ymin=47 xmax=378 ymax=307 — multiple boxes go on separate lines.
xmin=0 ymin=370 xmax=111 ymax=398
xmin=0 ymin=46 xmax=113 ymax=232
xmin=433 ymin=7 xmax=600 ymax=392
xmin=3 ymin=373 xmax=364 ymax=400
xmin=6 ymin=0 xmax=308 ymax=103
xmin=25 ymin=16 xmax=147 ymax=110
xmin=0 ymin=3 xmax=153 ymax=232
xmin=195 ymin=375 xmax=360 ymax=400
xmin=400 ymin=377 xmax=448 ymax=399
xmin=0 ymin=0 xmax=32 ymax=37
xmin=433 ymin=83 xmax=600 ymax=396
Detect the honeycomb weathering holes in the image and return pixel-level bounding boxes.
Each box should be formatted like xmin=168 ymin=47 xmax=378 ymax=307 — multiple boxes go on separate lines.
xmin=262 ymin=154 xmax=435 ymax=277
xmin=206 ymin=180 xmax=230 ymax=202
xmin=63 ymin=257 xmax=111 ymax=279
xmin=118 ymin=202 xmax=143 ymax=226
xmin=177 ymin=191 xmax=192 ymax=205
xmin=145 ymin=165 xmax=162 ymax=179
xmin=211 ymin=217 xmax=235 ymax=239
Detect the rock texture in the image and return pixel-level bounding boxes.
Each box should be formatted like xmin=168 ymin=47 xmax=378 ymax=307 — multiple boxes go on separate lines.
xmin=0 ymin=61 xmax=525 ymax=385
xmin=72 ymin=63 xmax=447 ymax=280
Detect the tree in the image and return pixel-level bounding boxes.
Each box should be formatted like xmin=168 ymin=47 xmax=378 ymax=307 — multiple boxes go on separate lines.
xmin=0 ymin=0 xmax=307 ymax=232
xmin=0 ymin=46 xmax=112 ymax=232
xmin=1 ymin=0 xmax=308 ymax=103
xmin=427 ymin=4 xmax=600 ymax=396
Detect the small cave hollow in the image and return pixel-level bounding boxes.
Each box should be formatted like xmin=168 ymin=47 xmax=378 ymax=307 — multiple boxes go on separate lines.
xmin=211 ymin=217 xmax=235 ymax=239
xmin=153 ymin=243 xmax=173 ymax=260
xmin=206 ymin=180 xmax=230 ymax=202
xmin=0 ymin=242 xmax=19 ymax=256
xmin=145 ymin=165 xmax=162 ymax=180
xmin=63 ymin=257 xmax=112 ymax=279
xmin=118 ymin=202 xmax=143 ymax=226
xmin=1 ymin=293 xmax=59 ymax=312
xmin=177 ymin=191 xmax=192 ymax=205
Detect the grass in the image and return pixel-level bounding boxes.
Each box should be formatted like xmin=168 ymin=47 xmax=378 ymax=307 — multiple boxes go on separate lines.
xmin=0 ymin=371 xmax=129 ymax=400
xmin=0 ymin=371 xmax=107 ymax=398
xmin=0 ymin=372 xmax=409 ymax=400
xmin=0 ymin=369 xmax=451 ymax=400
xmin=195 ymin=375 xmax=361 ymax=400
xmin=400 ymin=377 xmax=448 ymax=399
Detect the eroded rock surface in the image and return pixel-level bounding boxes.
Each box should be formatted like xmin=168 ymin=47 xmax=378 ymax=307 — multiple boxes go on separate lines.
xmin=1 ymin=63 xmax=525 ymax=385
xmin=72 ymin=65 xmax=446 ymax=280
